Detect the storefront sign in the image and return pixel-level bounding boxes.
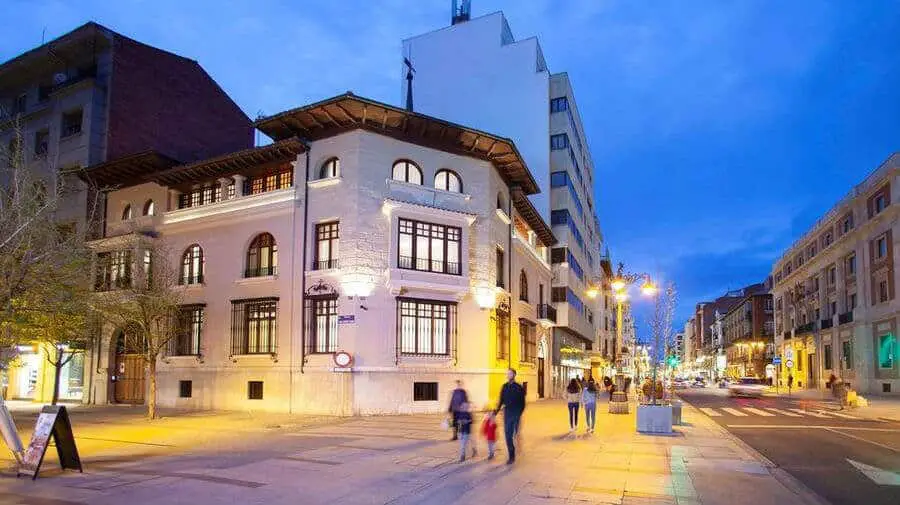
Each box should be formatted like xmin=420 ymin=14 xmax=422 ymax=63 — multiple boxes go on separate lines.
xmin=20 ymin=405 xmax=82 ymax=479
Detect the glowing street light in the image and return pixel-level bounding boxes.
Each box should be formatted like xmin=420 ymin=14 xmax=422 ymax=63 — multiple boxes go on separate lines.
xmin=585 ymin=285 xmax=600 ymax=299
xmin=611 ymin=278 xmax=627 ymax=292
xmin=640 ymin=277 xmax=658 ymax=297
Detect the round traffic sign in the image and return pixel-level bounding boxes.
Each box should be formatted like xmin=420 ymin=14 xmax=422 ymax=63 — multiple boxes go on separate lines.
xmin=785 ymin=359 xmax=794 ymax=369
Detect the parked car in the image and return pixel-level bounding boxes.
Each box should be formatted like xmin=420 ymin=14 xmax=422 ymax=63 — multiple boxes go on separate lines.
xmin=728 ymin=377 xmax=767 ymax=397
xmin=690 ymin=377 xmax=707 ymax=388
xmin=671 ymin=378 xmax=689 ymax=389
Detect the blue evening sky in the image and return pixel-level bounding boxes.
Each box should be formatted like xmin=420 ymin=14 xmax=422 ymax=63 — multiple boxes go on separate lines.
xmin=3 ymin=1 xmax=899 ymax=333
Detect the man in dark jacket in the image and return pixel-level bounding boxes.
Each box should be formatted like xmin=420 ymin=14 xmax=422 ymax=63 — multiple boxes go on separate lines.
xmin=448 ymin=380 xmax=468 ymax=441
xmin=494 ymin=368 xmax=525 ymax=464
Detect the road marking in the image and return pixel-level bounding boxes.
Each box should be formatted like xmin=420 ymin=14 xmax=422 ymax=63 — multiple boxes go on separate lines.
xmin=820 ymin=410 xmax=858 ymax=419
xmin=764 ymin=408 xmax=801 ymax=417
xmin=827 ymin=428 xmax=900 ymax=454
xmin=721 ymin=408 xmax=748 ymax=417
xmin=789 ymin=409 xmax=829 ymax=418
xmin=847 ymin=459 xmax=900 ymax=485
xmin=725 ymin=425 xmax=899 ymax=432
xmin=699 ymin=408 xmax=721 ymax=417
xmin=741 ymin=407 xmax=775 ymax=417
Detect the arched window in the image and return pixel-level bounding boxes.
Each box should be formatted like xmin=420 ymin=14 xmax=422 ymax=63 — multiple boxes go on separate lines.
xmin=181 ymin=244 xmax=204 ymax=285
xmin=122 ymin=204 xmax=132 ymax=221
xmin=246 ymin=233 xmax=278 ymax=277
xmin=143 ymin=199 xmax=155 ymax=216
xmin=320 ymin=157 xmax=340 ymax=179
xmin=391 ymin=160 xmax=422 ymax=185
xmin=434 ymin=169 xmax=462 ymax=193
xmin=519 ymin=270 xmax=529 ymax=302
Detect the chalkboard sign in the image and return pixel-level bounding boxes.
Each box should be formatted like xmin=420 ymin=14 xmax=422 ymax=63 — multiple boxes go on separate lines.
xmin=20 ymin=405 xmax=82 ymax=480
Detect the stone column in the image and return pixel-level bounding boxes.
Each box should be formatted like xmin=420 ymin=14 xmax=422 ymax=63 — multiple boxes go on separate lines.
xmin=218 ymin=178 xmax=232 ymax=200
xmin=233 ymin=175 xmax=246 ymax=197
xmin=168 ymin=189 xmax=181 ymax=210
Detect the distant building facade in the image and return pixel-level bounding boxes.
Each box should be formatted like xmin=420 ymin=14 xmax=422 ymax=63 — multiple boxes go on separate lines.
xmin=721 ymin=284 xmax=774 ymax=379
xmin=771 ymin=154 xmax=899 ymax=395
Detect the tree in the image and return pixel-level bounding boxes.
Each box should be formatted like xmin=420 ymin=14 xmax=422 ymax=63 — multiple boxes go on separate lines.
xmin=94 ymin=239 xmax=182 ymax=419
xmin=648 ymin=282 xmax=677 ymax=405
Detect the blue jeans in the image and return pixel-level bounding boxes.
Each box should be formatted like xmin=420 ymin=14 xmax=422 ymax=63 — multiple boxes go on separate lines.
xmin=567 ymin=402 xmax=580 ymax=429
xmin=504 ymin=412 xmax=521 ymax=461
xmin=584 ymin=403 xmax=596 ymax=431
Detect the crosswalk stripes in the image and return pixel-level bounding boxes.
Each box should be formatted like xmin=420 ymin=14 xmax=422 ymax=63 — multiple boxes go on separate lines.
xmin=764 ymin=408 xmax=801 ymax=417
xmin=720 ymin=407 xmax=749 ymax=417
xmin=699 ymin=408 xmax=721 ymax=417
xmin=789 ymin=408 xmax=830 ymax=418
xmin=741 ymin=407 xmax=775 ymax=417
xmin=820 ymin=410 xmax=858 ymax=419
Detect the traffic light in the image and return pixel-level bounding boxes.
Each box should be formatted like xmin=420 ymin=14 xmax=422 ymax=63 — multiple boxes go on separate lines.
xmin=666 ymin=355 xmax=680 ymax=367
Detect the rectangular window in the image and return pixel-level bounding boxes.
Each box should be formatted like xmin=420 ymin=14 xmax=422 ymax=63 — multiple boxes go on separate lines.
xmin=231 ymin=298 xmax=278 ymax=355
xmin=314 ymin=221 xmax=339 ymax=270
xmin=876 ymin=236 xmax=888 ymax=259
xmin=248 ymin=381 xmax=264 ymax=400
xmin=878 ymin=334 xmax=895 ymax=369
xmin=397 ymin=218 xmax=462 ymax=275
xmin=842 ymin=214 xmax=854 ymax=234
xmin=875 ymin=194 xmax=887 ymax=215
xmin=550 ymin=171 xmax=567 ymax=188
xmin=879 ymin=280 xmax=889 ymax=303
xmin=567 ymin=288 xmax=584 ymax=314
xmin=842 ymin=340 xmax=853 ymax=369
xmin=551 ymin=287 xmax=567 ymax=303
xmin=34 ymin=129 xmax=49 ymax=156
xmin=847 ymin=254 xmax=856 ymax=275
xmin=171 ymin=305 xmax=204 ymax=356
xmin=828 ymin=266 xmax=836 ymax=285
xmin=566 ymin=251 xmax=584 ymax=282
xmin=413 ymin=382 xmax=438 ymax=401
xmin=496 ymin=307 xmax=509 ymax=360
xmin=519 ymin=319 xmax=537 ymax=364
xmin=550 ymin=97 xmax=568 ymax=112
xmin=95 ymin=250 xmax=132 ymax=291
xmin=398 ymin=298 xmax=454 ymax=356
xmin=831 ymin=301 xmax=837 ymax=316
xmin=850 ymin=293 xmax=858 ymax=309
xmin=813 ymin=277 xmax=819 ymax=291
xmin=550 ymin=247 xmax=566 ymax=264
xmin=550 ymin=209 xmax=568 ymax=225
xmin=550 ymin=133 xmax=569 ymax=151
xmin=308 ymin=297 xmax=338 ymax=354
xmin=61 ymin=108 xmax=82 ymax=137
xmin=179 ymin=380 xmax=193 ymax=398
xmin=496 ymin=247 xmax=505 ymax=288
xmin=824 ymin=344 xmax=833 ymax=370
xmin=13 ymin=94 xmax=26 ymax=114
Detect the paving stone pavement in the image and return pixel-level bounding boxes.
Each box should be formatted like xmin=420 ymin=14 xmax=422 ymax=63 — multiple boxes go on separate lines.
xmin=0 ymin=400 xmax=826 ymax=505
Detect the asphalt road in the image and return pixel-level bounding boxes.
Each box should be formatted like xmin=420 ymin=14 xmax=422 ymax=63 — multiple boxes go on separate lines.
xmin=679 ymin=387 xmax=900 ymax=505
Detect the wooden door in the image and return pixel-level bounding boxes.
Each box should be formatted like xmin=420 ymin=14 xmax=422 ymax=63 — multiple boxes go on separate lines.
xmin=114 ymin=354 xmax=145 ymax=404
xmin=537 ymin=358 xmax=545 ymax=398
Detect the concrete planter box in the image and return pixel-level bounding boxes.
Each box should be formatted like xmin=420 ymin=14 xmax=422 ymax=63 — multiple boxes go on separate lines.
xmin=637 ymin=404 xmax=673 ymax=433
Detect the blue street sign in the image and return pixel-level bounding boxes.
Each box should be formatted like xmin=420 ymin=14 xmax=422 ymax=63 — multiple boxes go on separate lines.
xmin=773 ymin=356 xmax=782 ymax=365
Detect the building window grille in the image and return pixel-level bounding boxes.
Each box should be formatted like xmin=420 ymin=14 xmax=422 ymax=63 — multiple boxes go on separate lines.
xmin=434 ymin=169 xmax=462 ymax=193
xmin=391 ymin=160 xmax=422 ymax=185
xmin=246 ymin=233 xmax=278 ymax=277
xmin=314 ymin=222 xmax=340 ymax=270
xmin=413 ymin=382 xmax=438 ymax=401
xmin=248 ymin=381 xmax=264 ymax=400
xmin=171 ymin=305 xmax=204 ymax=356
xmin=397 ymin=298 xmax=454 ymax=356
xmin=179 ymin=381 xmax=193 ymax=398
xmin=305 ymin=297 xmax=338 ymax=354
xmin=231 ymin=298 xmax=278 ymax=355
xmin=180 ymin=245 xmax=204 ymax=285
xmin=398 ymin=218 xmax=461 ymax=275
xmin=519 ymin=319 xmax=537 ymax=364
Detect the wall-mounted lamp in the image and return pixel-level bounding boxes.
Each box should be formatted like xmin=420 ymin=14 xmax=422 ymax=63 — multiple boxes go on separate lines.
xmin=473 ymin=285 xmax=497 ymax=310
xmin=342 ymin=272 xmax=375 ymax=310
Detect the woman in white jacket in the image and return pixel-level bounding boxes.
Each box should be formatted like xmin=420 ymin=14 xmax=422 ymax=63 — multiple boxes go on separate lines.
xmin=582 ymin=379 xmax=599 ymax=434
xmin=565 ymin=378 xmax=581 ymax=433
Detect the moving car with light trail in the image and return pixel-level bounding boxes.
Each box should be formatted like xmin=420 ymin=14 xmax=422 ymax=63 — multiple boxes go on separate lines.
xmin=728 ymin=377 xmax=767 ymax=397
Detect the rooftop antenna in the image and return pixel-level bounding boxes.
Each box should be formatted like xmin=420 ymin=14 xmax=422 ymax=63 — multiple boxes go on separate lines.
xmin=451 ymin=0 xmax=471 ymax=25
xmin=403 ymin=56 xmax=415 ymax=112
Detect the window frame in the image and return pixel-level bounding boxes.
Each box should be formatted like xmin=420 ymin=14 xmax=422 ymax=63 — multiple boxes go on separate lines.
xmin=246 ymin=233 xmax=278 ymax=277
xmin=60 ymin=108 xmax=83 ymax=138
xmin=550 ymin=133 xmax=569 ymax=151
xmin=307 ymin=296 xmax=338 ymax=354
xmin=519 ymin=318 xmax=537 ymax=364
xmin=143 ymin=199 xmax=155 ymax=216
xmin=519 ymin=270 xmax=529 ymax=302
xmin=314 ymin=221 xmax=340 ymax=270
xmin=180 ymin=244 xmax=204 ymax=285
xmin=496 ymin=247 xmax=505 ymax=288
xmin=550 ymin=96 xmax=568 ymax=113
xmin=319 ymin=157 xmax=340 ymax=179
xmin=876 ymin=235 xmax=888 ymax=259
xmin=397 ymin=218 xmax=462 ymax=276
xmin=397 ymin=298 xmax=455 ymax=356
xmin=391 ymin=159 xmax=422 ymax=185
xmin=878 ymin=333 xmax=895 ymax=370
xmin=231 ymin=297 xmax=279 ymax=355
xmin=495 ymin=304 xmax=510 ymax=360
xmin=434 ymin=169 xmax=462 ymax=193
xmin=171 ymin=304 xmax=204 ymax=356
xmin=121 ymin=204 xmax=132 ymax=221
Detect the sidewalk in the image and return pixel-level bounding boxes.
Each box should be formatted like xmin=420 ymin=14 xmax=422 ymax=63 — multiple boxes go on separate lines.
xmin=0 ymin=398 xmax=826 ymax=505
xmin=770 ymin=388 xmax=900 ymax=422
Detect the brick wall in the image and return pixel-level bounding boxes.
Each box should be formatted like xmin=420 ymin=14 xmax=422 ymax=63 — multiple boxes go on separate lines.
xmin=106 ymin=35 xmax=252 ymax=162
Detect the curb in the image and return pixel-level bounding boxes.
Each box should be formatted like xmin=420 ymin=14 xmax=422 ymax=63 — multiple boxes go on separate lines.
xmin=679 ymin=400 xmax=832 ymax=505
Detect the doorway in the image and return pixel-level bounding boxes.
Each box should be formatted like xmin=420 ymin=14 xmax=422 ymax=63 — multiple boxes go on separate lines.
xmin=112 ymin=329 xmax=145 ymax=404
xmin=537 ymin=357 xmax=545 ymax=398
xmin=807 ymin=353 xmax=817 ymax=389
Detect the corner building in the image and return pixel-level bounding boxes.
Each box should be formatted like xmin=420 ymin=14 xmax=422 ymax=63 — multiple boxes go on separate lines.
xmin=771 ymin=153 xmax=899 ymax=395
xmin=83 ymin=95 xmax=556 ymax=414
xmin=402 ymin=11 xmax=612 ymax=396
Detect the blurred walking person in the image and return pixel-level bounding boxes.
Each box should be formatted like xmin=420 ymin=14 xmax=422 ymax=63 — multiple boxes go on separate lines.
xmin=582 ymin=378 xmax=599 ymax=434
xmin=495 ymin=368 xmax=526 ymax=464
xmin=447 ymin=380 xmax=468 ymax=441
xmin=566 ymin=378 xmax=581 ymax=433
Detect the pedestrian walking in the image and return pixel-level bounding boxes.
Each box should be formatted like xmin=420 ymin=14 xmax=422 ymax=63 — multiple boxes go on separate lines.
xmin=582 ymin=379 xmax=599 ymax=434
xmin=495 ymin=368 xmax=526 ymax=465
xmin=455 ymin=402 xmax=477 ymax=462
xmin=447 ymin=380 xmax=468 ymax=441
xmin=565 ymin=378 xmax=581 ymax=433
xmin=787 ymin=374 xmax=794 ymax=395
xmin=481 ymin=411 xmax=498 ymax=460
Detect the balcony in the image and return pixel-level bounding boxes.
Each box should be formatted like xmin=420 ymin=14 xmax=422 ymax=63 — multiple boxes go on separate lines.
xmin=839 ymin=311 xmax=854 ymax=325
xmin=795 ymin=322 xmax=815 ymax=334
xmin=820 ymin=318 xmax=834 ymax=330
xmin=537 ymin=304 xmax=557 ymax=325
xmin=313 ymin=259 xmax=340 ymax=271
xmin=245 ymin=266 xmax=277 ymax=278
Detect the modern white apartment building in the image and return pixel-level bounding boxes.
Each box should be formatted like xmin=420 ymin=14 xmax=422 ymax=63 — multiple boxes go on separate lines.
xmin=80 ymin=94 xmax=557 ymax=414
xmin=402 ymin=8 xmax=611 ymax=396
xmin=771 ymin=153 xmax=899 ymax=396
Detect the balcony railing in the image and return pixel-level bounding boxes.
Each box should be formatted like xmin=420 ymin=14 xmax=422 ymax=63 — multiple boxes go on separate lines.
xmin=245 ymin=266 xmax=277 ymax=278
xmin=839 ymin=311 xmax=854 ymax=325
xmin=537 ymin=304 xmax=557 ymax=324
xmin=180 ymin=275 xmax=204 ymax=286
xmin=313 ymin=258 xmax=340 ymax=270
xmin=795 ymin=322 xmax=815 ymax=334
xmin=820 ymin=318 xmax=834 ymax=330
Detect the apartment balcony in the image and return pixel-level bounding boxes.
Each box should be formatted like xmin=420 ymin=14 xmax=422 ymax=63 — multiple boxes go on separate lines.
xmin=537 ymin=304 xmax=557 ymax=325
xmin=163 ymin=187 xmax=296 ymax=226
xmin=839 ymin=311 xmax=854 ymax=325
xmin=795 ymin=322 xmax=815 ymax=334
xmin=820 ymin=318 xmax=834 ymax=330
